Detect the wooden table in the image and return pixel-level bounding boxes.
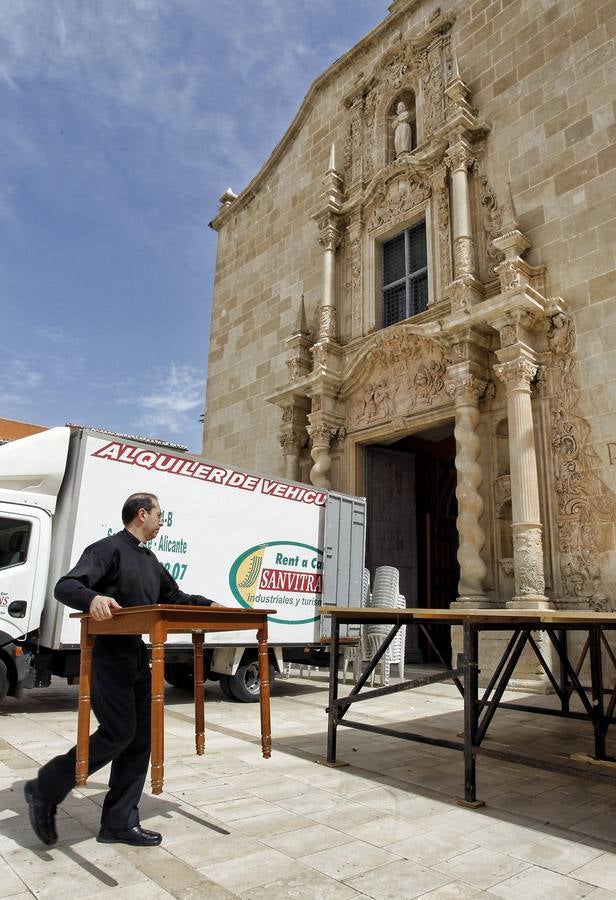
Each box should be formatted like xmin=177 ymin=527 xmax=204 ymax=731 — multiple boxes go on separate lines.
xmin=321 ymin=606 xmax=616 ymax=806
xmin=71 ymin=604 xmax=274 ymax=794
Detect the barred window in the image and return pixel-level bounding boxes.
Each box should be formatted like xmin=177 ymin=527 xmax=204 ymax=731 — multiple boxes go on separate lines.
xmin=381 ymin=221 xmax=428 ymax=327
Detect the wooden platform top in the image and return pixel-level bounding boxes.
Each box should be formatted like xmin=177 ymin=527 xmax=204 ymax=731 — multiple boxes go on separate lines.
xmin=319 ymin=606 xmax=616 ymax=626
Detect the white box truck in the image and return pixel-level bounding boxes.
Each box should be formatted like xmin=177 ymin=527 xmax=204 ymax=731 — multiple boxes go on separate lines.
xmin=0 ymin=426 xmax=365 ymax=703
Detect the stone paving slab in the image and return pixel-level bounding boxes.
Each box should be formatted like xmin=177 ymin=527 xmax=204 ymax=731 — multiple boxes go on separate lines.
xmin=1 ymin=673 xmax=616 ymax=898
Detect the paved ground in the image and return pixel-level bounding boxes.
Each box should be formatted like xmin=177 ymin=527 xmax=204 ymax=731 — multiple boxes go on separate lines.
xmin=1 ymin=669 xmax=616 ymax=899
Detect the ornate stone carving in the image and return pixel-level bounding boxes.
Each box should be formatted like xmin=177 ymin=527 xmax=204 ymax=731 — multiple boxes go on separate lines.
xmin=435 ymin=179 xmax=451 ymax=286
xmin=512 ymin=528 xmax=546 ymax=597
xmin=444 ymin=141 xmax=475 ymax=174
xmin=347 ymin=332 xmax=448 ymax=428
xmin=479 ymin=176 xmax=505 ymax=277
xmin=493 ymin=356 xmax=537 ymax=391
xmin=548 ymin=313 xmax=616 ymax=609
xmin=364 ymin=89 xmax=378 ymax=182
xmin=380 ymin=42 xmax=416 ymax=93
xmin=446 ymin=374 xmax=487 ymax=406
xmin=343 ymin=93 xmax=365 ymax=183
xmin=495 ymin=258 xmax=524 ymax=292
xmin=319 ymin=306 xmax=337 ymax=340
xmin=311 ymin=343 xmax=328 ymax=370
xmin=548 ymin=311 xmax=575 ymax=355
xmin=343 ymin=124 xmax=353 ymax=178
xmin=453 ymin=236 xmax=476 ymax=276
xmin=279 ymin=432 xmax=300 ymax=453
xmin=494 ymin=474 xmax=512 ymax=511
xmin=367 ymin=173 xmax=431 ymax=232
xmin=450 ymin=275 xmax=475 ymax=312
xmin=418 ymin=38 xmax=446 ymax=137
xmin=281 ymin=404 xmax=293 ymax=424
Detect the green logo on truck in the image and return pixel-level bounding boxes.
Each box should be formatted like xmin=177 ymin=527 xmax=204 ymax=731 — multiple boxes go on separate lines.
xmin=229 ymin=541 xmax=322 ymax=625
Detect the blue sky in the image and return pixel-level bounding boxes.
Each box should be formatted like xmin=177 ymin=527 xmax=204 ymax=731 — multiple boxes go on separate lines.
xmin=1 ymin=0 xmax=388 ymax=451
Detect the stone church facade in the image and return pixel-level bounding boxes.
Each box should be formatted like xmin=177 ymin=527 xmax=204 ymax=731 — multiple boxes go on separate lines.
xmin=205 ymin=0 xmax=616 ymax=669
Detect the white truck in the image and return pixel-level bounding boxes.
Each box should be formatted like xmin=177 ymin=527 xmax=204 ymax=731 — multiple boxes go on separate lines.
xmin=0 ymin=426 xmax=365 ymax=703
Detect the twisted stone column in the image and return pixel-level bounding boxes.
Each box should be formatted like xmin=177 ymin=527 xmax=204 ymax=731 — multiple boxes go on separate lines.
xmin=493 ymin=355 xmax=550 ymax=607
xmin=307 ymin=424 xmax=333 ymax=488
xmin=447 ymin=373 xmax=489 ymax=606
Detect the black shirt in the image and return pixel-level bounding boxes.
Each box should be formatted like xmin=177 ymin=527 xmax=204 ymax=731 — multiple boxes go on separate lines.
xmin=55 ymin=528 xmax=211 ymax=613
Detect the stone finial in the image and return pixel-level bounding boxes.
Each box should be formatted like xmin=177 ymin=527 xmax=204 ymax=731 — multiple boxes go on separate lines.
xmin=218 ymin=188 xmax=238 ymax=206
xmin=448 ymin=49 xmax=461 ymax=84
xmin=501 ymin=181 xmax=520 ymax=233
xmin=293 ymin=294 xmax=310 ymax=338
xmin=327 ymin=143 xmax=337 ymax=174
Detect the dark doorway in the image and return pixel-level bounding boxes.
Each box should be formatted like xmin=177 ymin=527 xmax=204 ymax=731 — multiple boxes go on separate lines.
xmin=365 ymin=425 xmax=458 ymax=666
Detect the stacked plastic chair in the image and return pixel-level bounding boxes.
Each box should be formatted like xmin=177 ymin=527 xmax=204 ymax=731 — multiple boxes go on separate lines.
xmin=340 ymin=567 xmax=371 ymax=683
xmin=364 ymin=566 xmax=406 ymax=686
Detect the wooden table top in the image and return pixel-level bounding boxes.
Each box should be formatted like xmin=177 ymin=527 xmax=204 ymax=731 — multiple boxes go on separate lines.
xmin=70 ymin=604 xmax=277 ymax=636
xmin=319 ymin=606 xmax=616 ymax=627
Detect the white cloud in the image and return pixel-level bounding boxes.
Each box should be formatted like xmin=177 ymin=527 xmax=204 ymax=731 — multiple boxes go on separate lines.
xmin=118 ymin=362 xmax=205 ymax=435
xmin=0 ymin=359 xmax=43 ymax=407
xmin=0 ymin=0 xmax=384 ymax=191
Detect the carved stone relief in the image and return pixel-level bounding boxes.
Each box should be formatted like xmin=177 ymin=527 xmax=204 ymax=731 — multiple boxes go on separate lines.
xmin=478 ymin=176 xmax=505 ymax=279
xmin=346 ymin=331 xmax=448 ymax=429
xmin=548 ymin=313 xmax=616 ymax=609
xmin=367 ymin=172 xmax=431 ymax=232
xmin=435 ymin=175 xmax=451 ymax=287
xmin=418 ymin=37 xmax=446 ymax=137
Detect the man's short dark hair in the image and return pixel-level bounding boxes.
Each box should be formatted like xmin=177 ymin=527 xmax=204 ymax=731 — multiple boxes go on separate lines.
xmin=122 ymin=493 xmax=158 ymax=525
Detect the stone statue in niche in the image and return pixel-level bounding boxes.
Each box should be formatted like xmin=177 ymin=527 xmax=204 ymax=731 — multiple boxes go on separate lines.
xmin=394 ymin=100 xmax=412 ymax=155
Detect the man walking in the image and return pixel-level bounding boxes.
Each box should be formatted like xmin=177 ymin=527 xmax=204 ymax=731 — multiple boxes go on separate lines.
xmin=24 ymin=492 xmax=217 ymax=848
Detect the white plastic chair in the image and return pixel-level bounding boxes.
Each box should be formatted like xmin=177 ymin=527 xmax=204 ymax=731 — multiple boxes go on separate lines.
xmin=340 ymin=567 xmax=371 ymax=683
xmin=363 ymin=566 xmax=406 ymax=685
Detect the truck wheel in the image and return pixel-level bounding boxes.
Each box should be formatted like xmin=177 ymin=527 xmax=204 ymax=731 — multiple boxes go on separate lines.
xmin=228 ymin=661 xmax=274 ymax=703
xmin=0 ymin=659 xmax=8 ymax=703
xmin=164 ymin=663 xmax=193 ymax=691
xmin=219 ymin=674 xmax=237 ymax=701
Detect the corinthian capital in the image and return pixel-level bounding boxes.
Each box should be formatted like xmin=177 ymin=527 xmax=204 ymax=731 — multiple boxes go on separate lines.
xmin=306 ymin=422 xmax=335 ymax=448
xmin=279 ymin=432 xmax=301 ymax=455
xmin=446 ymin=374 xmax=487 ymax=406
xmin=493 ymin=357 xmax=537 ymax=391
xmin=445 ymin=138 xmax=475 ymax=173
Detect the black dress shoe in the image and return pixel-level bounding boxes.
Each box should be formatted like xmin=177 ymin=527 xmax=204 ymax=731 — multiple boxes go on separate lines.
xmin=24 ymin=779 xmax=58 ymax=847
xmin=97 ymin=825 xmax=162 ymax=846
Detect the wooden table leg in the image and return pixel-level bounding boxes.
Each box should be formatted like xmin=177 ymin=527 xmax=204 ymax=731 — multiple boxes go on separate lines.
xmin=257 ymin=621 xmax=271 ymax=759
xmin=193 ymin=631 xmax=205 ymax=755
xmin=75 ymin=619 xmax=93 ymax=786
xmin=150 ymin=623 xmax=166 ymax=794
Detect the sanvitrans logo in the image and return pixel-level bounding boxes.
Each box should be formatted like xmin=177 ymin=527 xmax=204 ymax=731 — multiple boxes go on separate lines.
xmin=229 ymin=541 xmax=322 ymax=625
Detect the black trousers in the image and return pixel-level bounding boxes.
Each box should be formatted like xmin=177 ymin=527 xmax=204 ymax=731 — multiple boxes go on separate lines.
xmin=38 ymin=639 xmax=151 ymax=831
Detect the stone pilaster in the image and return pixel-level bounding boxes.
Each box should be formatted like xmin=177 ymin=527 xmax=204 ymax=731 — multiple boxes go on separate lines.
xmin=445 ymin=138 xmax=483 ymax=311
xmin=493 ymin=352 xmax=551 ymax=608
xmin=446 ymin=368 xmax=490 ymax=607
xmin=317 ymin=217 xmax=343 ymax=340
xmin=445 ymin=138 xmax=476 ymax=279
xmin=279 ymin=432 xmax=302 ymax=482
